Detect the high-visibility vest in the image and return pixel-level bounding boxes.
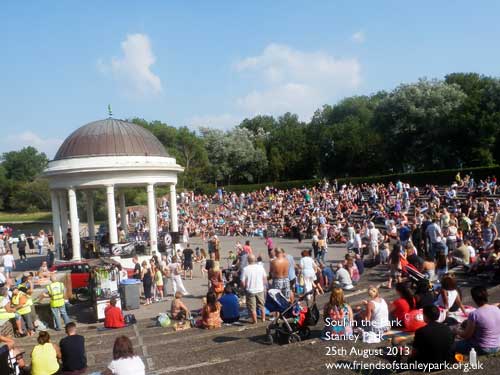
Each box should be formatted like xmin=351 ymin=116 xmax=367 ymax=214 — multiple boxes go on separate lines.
xmin=47 ymin=281 xmax=65 ymax=308
xmin=18 ymin=284 xmax=34 ymax=307
xmin=0 ymin=295 xmax=16 ymax=320
xmin=12 ymin=292 xmax=31 ymax=315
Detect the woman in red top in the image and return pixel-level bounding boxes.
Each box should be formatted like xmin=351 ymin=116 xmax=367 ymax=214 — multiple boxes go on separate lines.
xmin=389 ymin=283 xmax=415 ymax=328
xmin=104 ymin=297 xmax=125 ymax=328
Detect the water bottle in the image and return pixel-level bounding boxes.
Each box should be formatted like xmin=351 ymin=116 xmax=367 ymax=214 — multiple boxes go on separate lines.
xmin=469 ymin=348 xmax=477 ymax=368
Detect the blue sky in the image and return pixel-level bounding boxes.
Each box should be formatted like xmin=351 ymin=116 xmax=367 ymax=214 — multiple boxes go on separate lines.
xmin=1 ymin=1 xmax=499 ymax=158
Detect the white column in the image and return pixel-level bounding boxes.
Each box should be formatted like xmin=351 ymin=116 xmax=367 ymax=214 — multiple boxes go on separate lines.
xmin=68 ymin=187 xmax=81 ymax=260
xmin=119 ymin=192 xmax=128 ymax=235
xmin=147 ymin=184 xmax=158 ymax=253
xmin=50 ymin=190 xmax=62 ymax=257
xmin=85 ymin=191 xmax=95 ymax=240
xmin=106 ymin=185 xmax=118 ymax=244
xmin=170 ymin=184 xmax=179 ymax=233
xmin=59 ymin=191 xmax=68 ymax=243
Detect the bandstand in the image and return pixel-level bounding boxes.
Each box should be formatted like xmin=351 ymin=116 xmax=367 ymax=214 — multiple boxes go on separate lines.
xmin=43 ymin=118 xmax=183 ymax=260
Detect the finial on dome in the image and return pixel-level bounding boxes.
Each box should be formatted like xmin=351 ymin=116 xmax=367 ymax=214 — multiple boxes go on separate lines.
xmin=108 ymin=104 xmax=113 ymax=118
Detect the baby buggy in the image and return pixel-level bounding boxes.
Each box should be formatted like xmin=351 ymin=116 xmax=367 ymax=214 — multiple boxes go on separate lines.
xmin=265 ymin=289 xmax=320 ymax=345
xmin=401 ymin=259 xmax=428 ymax=288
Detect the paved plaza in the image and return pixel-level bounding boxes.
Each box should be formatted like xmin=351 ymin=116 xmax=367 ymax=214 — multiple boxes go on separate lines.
xmin=7 ymin=235 xmax=500 ymax=374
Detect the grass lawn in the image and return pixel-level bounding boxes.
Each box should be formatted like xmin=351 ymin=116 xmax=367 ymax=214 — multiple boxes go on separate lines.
xmin=0 ymin=211 xmax=52 ymax=223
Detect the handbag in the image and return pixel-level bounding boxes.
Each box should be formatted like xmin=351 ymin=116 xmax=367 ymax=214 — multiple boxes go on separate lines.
xmin=305 ymin=303 xmax=320 ymax=326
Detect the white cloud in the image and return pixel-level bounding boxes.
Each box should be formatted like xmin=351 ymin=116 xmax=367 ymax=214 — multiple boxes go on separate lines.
xmin=99 ymin=33 xmax=162 ymax=95
xmin=1 ymin=131 xmax=62 ymax=159
xmin=187 ymin=113 xmax=241 ymax=129
xmin=234 ymin=43 xmax=361 ymax=119
xmin=351 ymin=30 xmax=365 ymax=44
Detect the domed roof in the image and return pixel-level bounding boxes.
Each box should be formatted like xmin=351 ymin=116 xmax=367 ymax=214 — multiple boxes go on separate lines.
xmin=54 ymin=118 xmax=168 ymax=160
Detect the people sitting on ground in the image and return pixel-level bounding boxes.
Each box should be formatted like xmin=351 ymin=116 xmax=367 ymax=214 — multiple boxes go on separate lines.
xmin=389 ymin=283 xmax=415 ymax=328
xmin=344 ymin=254 xmax=360 ymax=284
xmin=356 ymin=286 xmax=390 ymax=334
xmin=454 ymin=286 xmax=500 ymax=355
xmin=59 ymin=322 xmax=87 ymax=375
xmin=218 ymin=285 xmax=240 ymax=324
xmin=435 ymin=274 xmax=466 ymax=315
xmin=104 ymin=297 xmax=125 ymax=329
xmin=414 ymin=280 xmax=435 ymax=309
xmin=38 ymin=261 xmax=51 ymax=279
xmin=170 ymin=292 xmax=190 ymax=321
xmin=333 ymin=263 xmax=353 ymax=290
xmin=322 ymin=287 xmax=353 ymax=339
xmin=102 ymin=335 xmax=145 ymax=375
xmin=199 ymin=291 xmax=222 ymax=329
xmin=452 ymin=238 xmax=470 ymax=266
xmin=409 ymin=305 xmax=454 ymax=366
xmin=31 ymin=331 xmax=61 ymax=375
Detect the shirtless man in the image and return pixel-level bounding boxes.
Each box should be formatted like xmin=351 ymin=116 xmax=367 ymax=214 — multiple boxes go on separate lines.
xmin=269 ymin=248 xmax=291 ymax=300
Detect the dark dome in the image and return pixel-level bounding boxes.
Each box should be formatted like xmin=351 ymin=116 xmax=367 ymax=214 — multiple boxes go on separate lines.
xmin=54 ymin=119 xmax=168 ymax=160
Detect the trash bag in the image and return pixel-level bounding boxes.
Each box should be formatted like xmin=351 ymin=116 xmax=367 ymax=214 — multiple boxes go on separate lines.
xmin=158 ymin=313 xmax=171 ymax=328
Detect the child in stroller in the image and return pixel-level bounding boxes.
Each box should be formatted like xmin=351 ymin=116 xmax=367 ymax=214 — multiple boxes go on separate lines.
xmin=265 ymin=288 xmax=319 ymax=345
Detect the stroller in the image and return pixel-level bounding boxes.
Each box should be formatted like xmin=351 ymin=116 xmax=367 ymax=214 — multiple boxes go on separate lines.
xmin=402 ymin=261 xmax=428 ymax=287
xmin=0 ymin=344 xmax=25 ymax=375
xmin=265 ymin=289 xmax=320 ymax=345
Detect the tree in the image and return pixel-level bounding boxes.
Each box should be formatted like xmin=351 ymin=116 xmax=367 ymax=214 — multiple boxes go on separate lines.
xmin=200 ymin=128 xmax=231 ymax=185
xmin=174 ymin=127 xmax=209 ymax=187
xmin=0 ymin=165 xmax=9 ymax=210
xmin=268 ymin=113 xmax=310 ymax=180
xmin=445 ymin=73 xmax=500 ymax=166
xmin=373 ymin=79 xmax=466 ymax=172
xmin=225 ymin=128 xmax=268 ymax=184
xmin=1 ymin=147 xmax=48 ymax=182
xmin=309 ymin=95 xmax=387 ymax=177
xmin=8 ymin=179 xmax=50 ymax=212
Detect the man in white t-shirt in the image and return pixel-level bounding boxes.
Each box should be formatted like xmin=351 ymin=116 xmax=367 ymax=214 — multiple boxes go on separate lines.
xmin=241 ymin=254 xmax=267 ymax=323
xmin=3 ymin=251 xmax=15 ymax=278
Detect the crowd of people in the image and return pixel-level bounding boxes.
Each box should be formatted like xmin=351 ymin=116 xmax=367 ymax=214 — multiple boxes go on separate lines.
xmin=2 ymin=175 xmax=500 ymax=372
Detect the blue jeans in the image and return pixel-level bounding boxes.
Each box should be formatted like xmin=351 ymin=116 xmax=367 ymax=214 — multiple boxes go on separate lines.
xmin=51 ymin=305 xmax=70 ymax=330
xmin=38 ymin=245 xmax=43 ymax=255
xmin=430 ymin=242 xmax=448 ymax=259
